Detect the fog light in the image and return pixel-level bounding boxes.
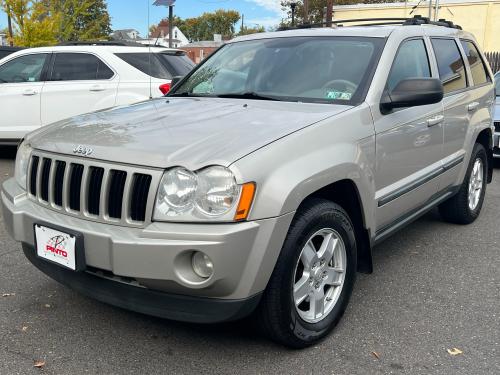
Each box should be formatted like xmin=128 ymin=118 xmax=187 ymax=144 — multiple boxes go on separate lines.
xmin=191 ymin=252 xmax=213 ymax=279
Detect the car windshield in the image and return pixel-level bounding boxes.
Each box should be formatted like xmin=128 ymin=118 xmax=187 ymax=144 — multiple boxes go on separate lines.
xmin=170 ymin=36 xmax=384 ymax=104
xmin=495 ymin=73 xmax=500 ymax=95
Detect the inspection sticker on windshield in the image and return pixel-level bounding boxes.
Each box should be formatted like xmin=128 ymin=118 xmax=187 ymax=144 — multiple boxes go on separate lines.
xmin=326 ymin=91 xmax=352 ymax=100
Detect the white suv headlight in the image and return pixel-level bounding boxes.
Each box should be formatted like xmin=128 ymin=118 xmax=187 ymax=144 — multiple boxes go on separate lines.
xmin=154 ymin=166 xmax=252 ymax=222
xmin=14 ymin=141 xmax=32 ymax=190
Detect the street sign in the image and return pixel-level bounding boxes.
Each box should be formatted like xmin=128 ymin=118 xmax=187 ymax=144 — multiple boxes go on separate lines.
xmin=153 ymin=0 xmax=176 ymax=6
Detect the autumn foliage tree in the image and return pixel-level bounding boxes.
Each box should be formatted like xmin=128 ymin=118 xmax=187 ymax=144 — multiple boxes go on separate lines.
xmin=1 ymin=0 xmax=111 ymax=47
xmin=152 ymin=9 xmax=241 ymax=42
xmin=280 ymin=0 xmax=394 ymax=26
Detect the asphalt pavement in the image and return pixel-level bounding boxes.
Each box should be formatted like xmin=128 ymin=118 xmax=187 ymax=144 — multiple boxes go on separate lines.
xmin=0 ymin=146 xmax=499 ymax=375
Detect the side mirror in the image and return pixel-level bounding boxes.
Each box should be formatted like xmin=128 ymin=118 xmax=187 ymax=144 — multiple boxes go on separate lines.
xmin=171 ymin=75 xmax=185 ymax=89
xmin=381 ymin=78 xmax=444 ymax=113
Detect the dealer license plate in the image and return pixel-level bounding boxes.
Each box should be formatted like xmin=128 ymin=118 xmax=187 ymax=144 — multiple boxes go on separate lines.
xmin=35 ymin=225 xmax=77 ymax=270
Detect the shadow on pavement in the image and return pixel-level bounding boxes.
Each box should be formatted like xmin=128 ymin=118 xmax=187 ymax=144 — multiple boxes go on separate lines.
xmin=0 ymin=146 xmax=17 ymax=160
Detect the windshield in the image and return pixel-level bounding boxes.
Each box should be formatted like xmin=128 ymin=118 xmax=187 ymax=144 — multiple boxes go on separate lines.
xmin=171 ymin=36 xmax=384 ymax=104
xmin=495 ymin=73 xmax=500 ymax=96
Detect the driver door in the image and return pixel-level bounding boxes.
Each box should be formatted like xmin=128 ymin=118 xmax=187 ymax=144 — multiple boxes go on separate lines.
xmin=373 ymin=38 xmax=444 ymax=230
xmin=0 ymin=53 xmax=49 ymax=140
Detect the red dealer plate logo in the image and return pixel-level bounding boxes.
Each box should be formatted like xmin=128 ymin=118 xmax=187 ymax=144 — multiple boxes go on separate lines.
xmin=35 ymin=225 xmax=76 ymax=270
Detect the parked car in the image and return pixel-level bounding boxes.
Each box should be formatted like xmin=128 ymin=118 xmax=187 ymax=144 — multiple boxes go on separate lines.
xmin=2 ymin=16 xmax=495 ymax=348
xmin=0 ymin=43 xmax=194 ymax=144
xmin=494 ymin=71 xmax=499 ymax=158
xmin=0 ymin=46 xmax=23 ymax=60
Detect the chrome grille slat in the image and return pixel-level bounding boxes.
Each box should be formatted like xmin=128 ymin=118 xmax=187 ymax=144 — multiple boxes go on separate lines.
xmin=80 ymin=165 xmax=90 ymax=215
xmin=48 ymin=158 xmax=57 ymax=205
xmin=121 ymin=172 xmax=133 ymax=223
xmin=27 ymin=151 xmax=160 ymax=227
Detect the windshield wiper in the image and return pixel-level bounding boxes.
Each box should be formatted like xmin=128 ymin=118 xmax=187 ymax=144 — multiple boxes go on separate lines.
xmin=215 ymin=92 xmax=280 ymax=101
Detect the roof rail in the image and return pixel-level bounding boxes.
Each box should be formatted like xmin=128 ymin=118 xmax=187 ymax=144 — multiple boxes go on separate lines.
xmin=58 ymin=41 xmax=154 ymax=47
xmin=278 ymin=15 xmax=462 ymax=31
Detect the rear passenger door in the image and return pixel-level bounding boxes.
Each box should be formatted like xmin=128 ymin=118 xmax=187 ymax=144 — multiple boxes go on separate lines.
xmin=430 ymin=38 xmax=492 ymax=190
xmin=41 ymin=52 xmax=118 ymax=125
xmin=0 ymin=53 xmax=49 ymax=137
xmin=374 ymin=38 xmax=444 ymax=229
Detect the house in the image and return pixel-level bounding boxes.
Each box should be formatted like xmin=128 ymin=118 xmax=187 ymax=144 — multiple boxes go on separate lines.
xmin=0 ymin=33 xmax=7 ymax=46
xmin=147 ymin=19 xmax=190 ymax=47
xmin=332 ymin=0 xmax=500 ymax=52
xmin=110 ymin=29 xmax=141 ymax=42
xmin=181 ymin=40 xmax=224 ymax=63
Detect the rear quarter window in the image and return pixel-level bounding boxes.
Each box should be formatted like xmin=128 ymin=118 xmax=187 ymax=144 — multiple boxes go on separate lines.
xmin=157 ymin=53 xmax=194 ymax=76
xmin=115 ymin=53 xmax=172 ymax=79
xmin=431 ymin=38 xmax=468 ymax=94
xmin=460 ymin=40 xmax=490 ymax=86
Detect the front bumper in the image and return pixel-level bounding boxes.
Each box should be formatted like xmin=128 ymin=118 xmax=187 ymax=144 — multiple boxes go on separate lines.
xmin=2 ymin=178 xmax=294 ymax=322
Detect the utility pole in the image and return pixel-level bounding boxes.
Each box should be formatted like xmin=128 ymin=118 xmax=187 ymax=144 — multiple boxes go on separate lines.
xmin=326 ymin=0 xmax=333 ymax=27
xmin=290 ymin=3 xmax=297 ymax=26
xmin=428 ymin=0 xmax=433 ymax=19
xmin=168 ymin=4 xmax=173 ymax=48
xmin=153 ymin=1 xmax=176 ymax=48
xmin=7 ymin=6 xmax=13 ymax=46
xmin=303 ymin=0 xmax=309 ymax=24
xmin=434 ymin=0 xmax=440 ymax=20
xmin=241 ymin=14 xmax=244 ymax=33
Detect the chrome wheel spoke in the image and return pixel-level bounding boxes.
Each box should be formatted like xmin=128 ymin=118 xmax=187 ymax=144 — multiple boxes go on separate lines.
xmin=324 ymin=266 xmax=343 ymax=286
xmin=294 ymin=276 xmax=311 ymax=305
xmin=318 ymin=233 xmax=336 ymax=263
xmin=310 ymin=289 xmax=325 ymax=319
xmin=301 ymin=241 xmax=317 ymax=268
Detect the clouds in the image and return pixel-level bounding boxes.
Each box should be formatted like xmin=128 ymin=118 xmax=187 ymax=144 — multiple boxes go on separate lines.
xmin=245 ymin=0 xmax=285 ymax=15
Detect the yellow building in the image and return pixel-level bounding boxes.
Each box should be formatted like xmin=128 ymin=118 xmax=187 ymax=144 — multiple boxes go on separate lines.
xmin=333 ymin=0 xmax=500 ymax=52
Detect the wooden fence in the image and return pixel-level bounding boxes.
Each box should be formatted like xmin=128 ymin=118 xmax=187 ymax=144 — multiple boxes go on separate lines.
xmin=485 ymin=52 xmax=500 ymax=74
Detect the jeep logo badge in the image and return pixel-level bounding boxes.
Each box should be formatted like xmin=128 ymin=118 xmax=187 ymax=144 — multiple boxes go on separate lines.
xmin=73 ymin=145 xmax=93 ymax=156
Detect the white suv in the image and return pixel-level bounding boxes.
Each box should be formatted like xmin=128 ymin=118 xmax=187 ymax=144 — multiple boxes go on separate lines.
xmin=0 ymin=43 xmax=194 ymax=144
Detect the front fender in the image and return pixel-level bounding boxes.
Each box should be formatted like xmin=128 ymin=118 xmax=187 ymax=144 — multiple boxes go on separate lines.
xmin=231 ymin=104 xmax=377 ymax=232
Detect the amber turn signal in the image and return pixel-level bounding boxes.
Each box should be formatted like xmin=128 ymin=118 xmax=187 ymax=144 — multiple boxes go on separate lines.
xmin=234 ymin=182 xmax=256 ymax=221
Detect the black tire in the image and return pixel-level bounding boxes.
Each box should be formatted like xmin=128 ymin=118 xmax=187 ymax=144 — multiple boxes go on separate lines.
xmin=257 ymin=198 xmax=357 ymax=348
xmin=439 ymin=143 xmax=488 ymax=224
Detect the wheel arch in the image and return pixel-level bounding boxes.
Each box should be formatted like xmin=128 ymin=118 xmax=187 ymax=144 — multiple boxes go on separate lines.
xmin=475 ymin=127 xmax=493 ymax=183
xmin=295 ymin=179 xmax=373 ymax=274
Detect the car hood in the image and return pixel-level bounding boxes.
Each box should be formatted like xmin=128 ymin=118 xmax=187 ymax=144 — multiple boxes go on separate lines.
xmin=28 ymin=97 xmax=352 ymax=170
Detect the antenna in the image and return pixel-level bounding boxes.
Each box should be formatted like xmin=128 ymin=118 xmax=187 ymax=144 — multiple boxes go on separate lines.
xmin=148 ymin=0 xmax=153 ymax=100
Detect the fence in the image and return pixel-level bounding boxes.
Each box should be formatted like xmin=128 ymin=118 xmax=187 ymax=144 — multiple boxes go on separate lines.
xmin=485 ymin=52 xmax=500 ymax=74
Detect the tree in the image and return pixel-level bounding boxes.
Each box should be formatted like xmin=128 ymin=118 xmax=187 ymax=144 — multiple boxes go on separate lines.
xmin=1 ymin=0 xmax=111 ymax=47
xmin=1 ymin=0 xmax=59 ymax=47
xmin=237 ymin=25 xmax=265 ymax=36
xmin=182 ymin=10 xmax=240 ymax=41
xmin=44 ymin=0 xmax=111 ymax=41
xmin=280 ymin=0 xmax=394 ymax=26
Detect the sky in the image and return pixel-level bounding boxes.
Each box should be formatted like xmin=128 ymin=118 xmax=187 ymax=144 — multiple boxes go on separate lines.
xmin=0 ymin=0 xmax=287 ymax=37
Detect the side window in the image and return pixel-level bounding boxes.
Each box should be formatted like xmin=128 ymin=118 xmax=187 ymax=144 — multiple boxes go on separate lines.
xmin=115 ymin=53 xmax=171 ymax=79
xmin=460 ymin=40 xmax=490 ymax=86
xmin=431 ymin=38 xmax=467 ymax=94
xmin=50 ymin=53 xmax=114 ymax=81
xmin=0 ymin=53 xmax=48 ymax=83
xmin=387 ymin=39 xmax=431 ymax=91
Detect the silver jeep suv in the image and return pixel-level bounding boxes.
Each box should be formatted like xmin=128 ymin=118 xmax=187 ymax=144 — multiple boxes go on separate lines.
xmin=2 ymin=16 xmax=495 ymax=348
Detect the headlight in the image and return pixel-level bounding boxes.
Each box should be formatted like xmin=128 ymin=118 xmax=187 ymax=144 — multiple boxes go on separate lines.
xmin=15 ymin=141 xmax=32 ymax=189
xmin=195 ymin=166 xmax=239 ymax=216
xmin=154 ymin=166 xmax=252 ymax=222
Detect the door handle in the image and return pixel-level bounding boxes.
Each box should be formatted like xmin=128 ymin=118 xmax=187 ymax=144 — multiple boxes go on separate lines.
xmin=467 ymin=102 xmax=480 ymax=112
xmin=22 ymin=89 xmax=37 ymax=96
xmin=89 ymin=85 xmax=105 ymax=92
xmin=426 ymin=115 xmax=444 ymax=127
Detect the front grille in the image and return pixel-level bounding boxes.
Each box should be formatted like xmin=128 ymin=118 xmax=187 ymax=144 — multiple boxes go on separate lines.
xmin=27 ymin=152 xmax=159 ymax=226
xmin=495 ymin=121 xmax=500 ymax=133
